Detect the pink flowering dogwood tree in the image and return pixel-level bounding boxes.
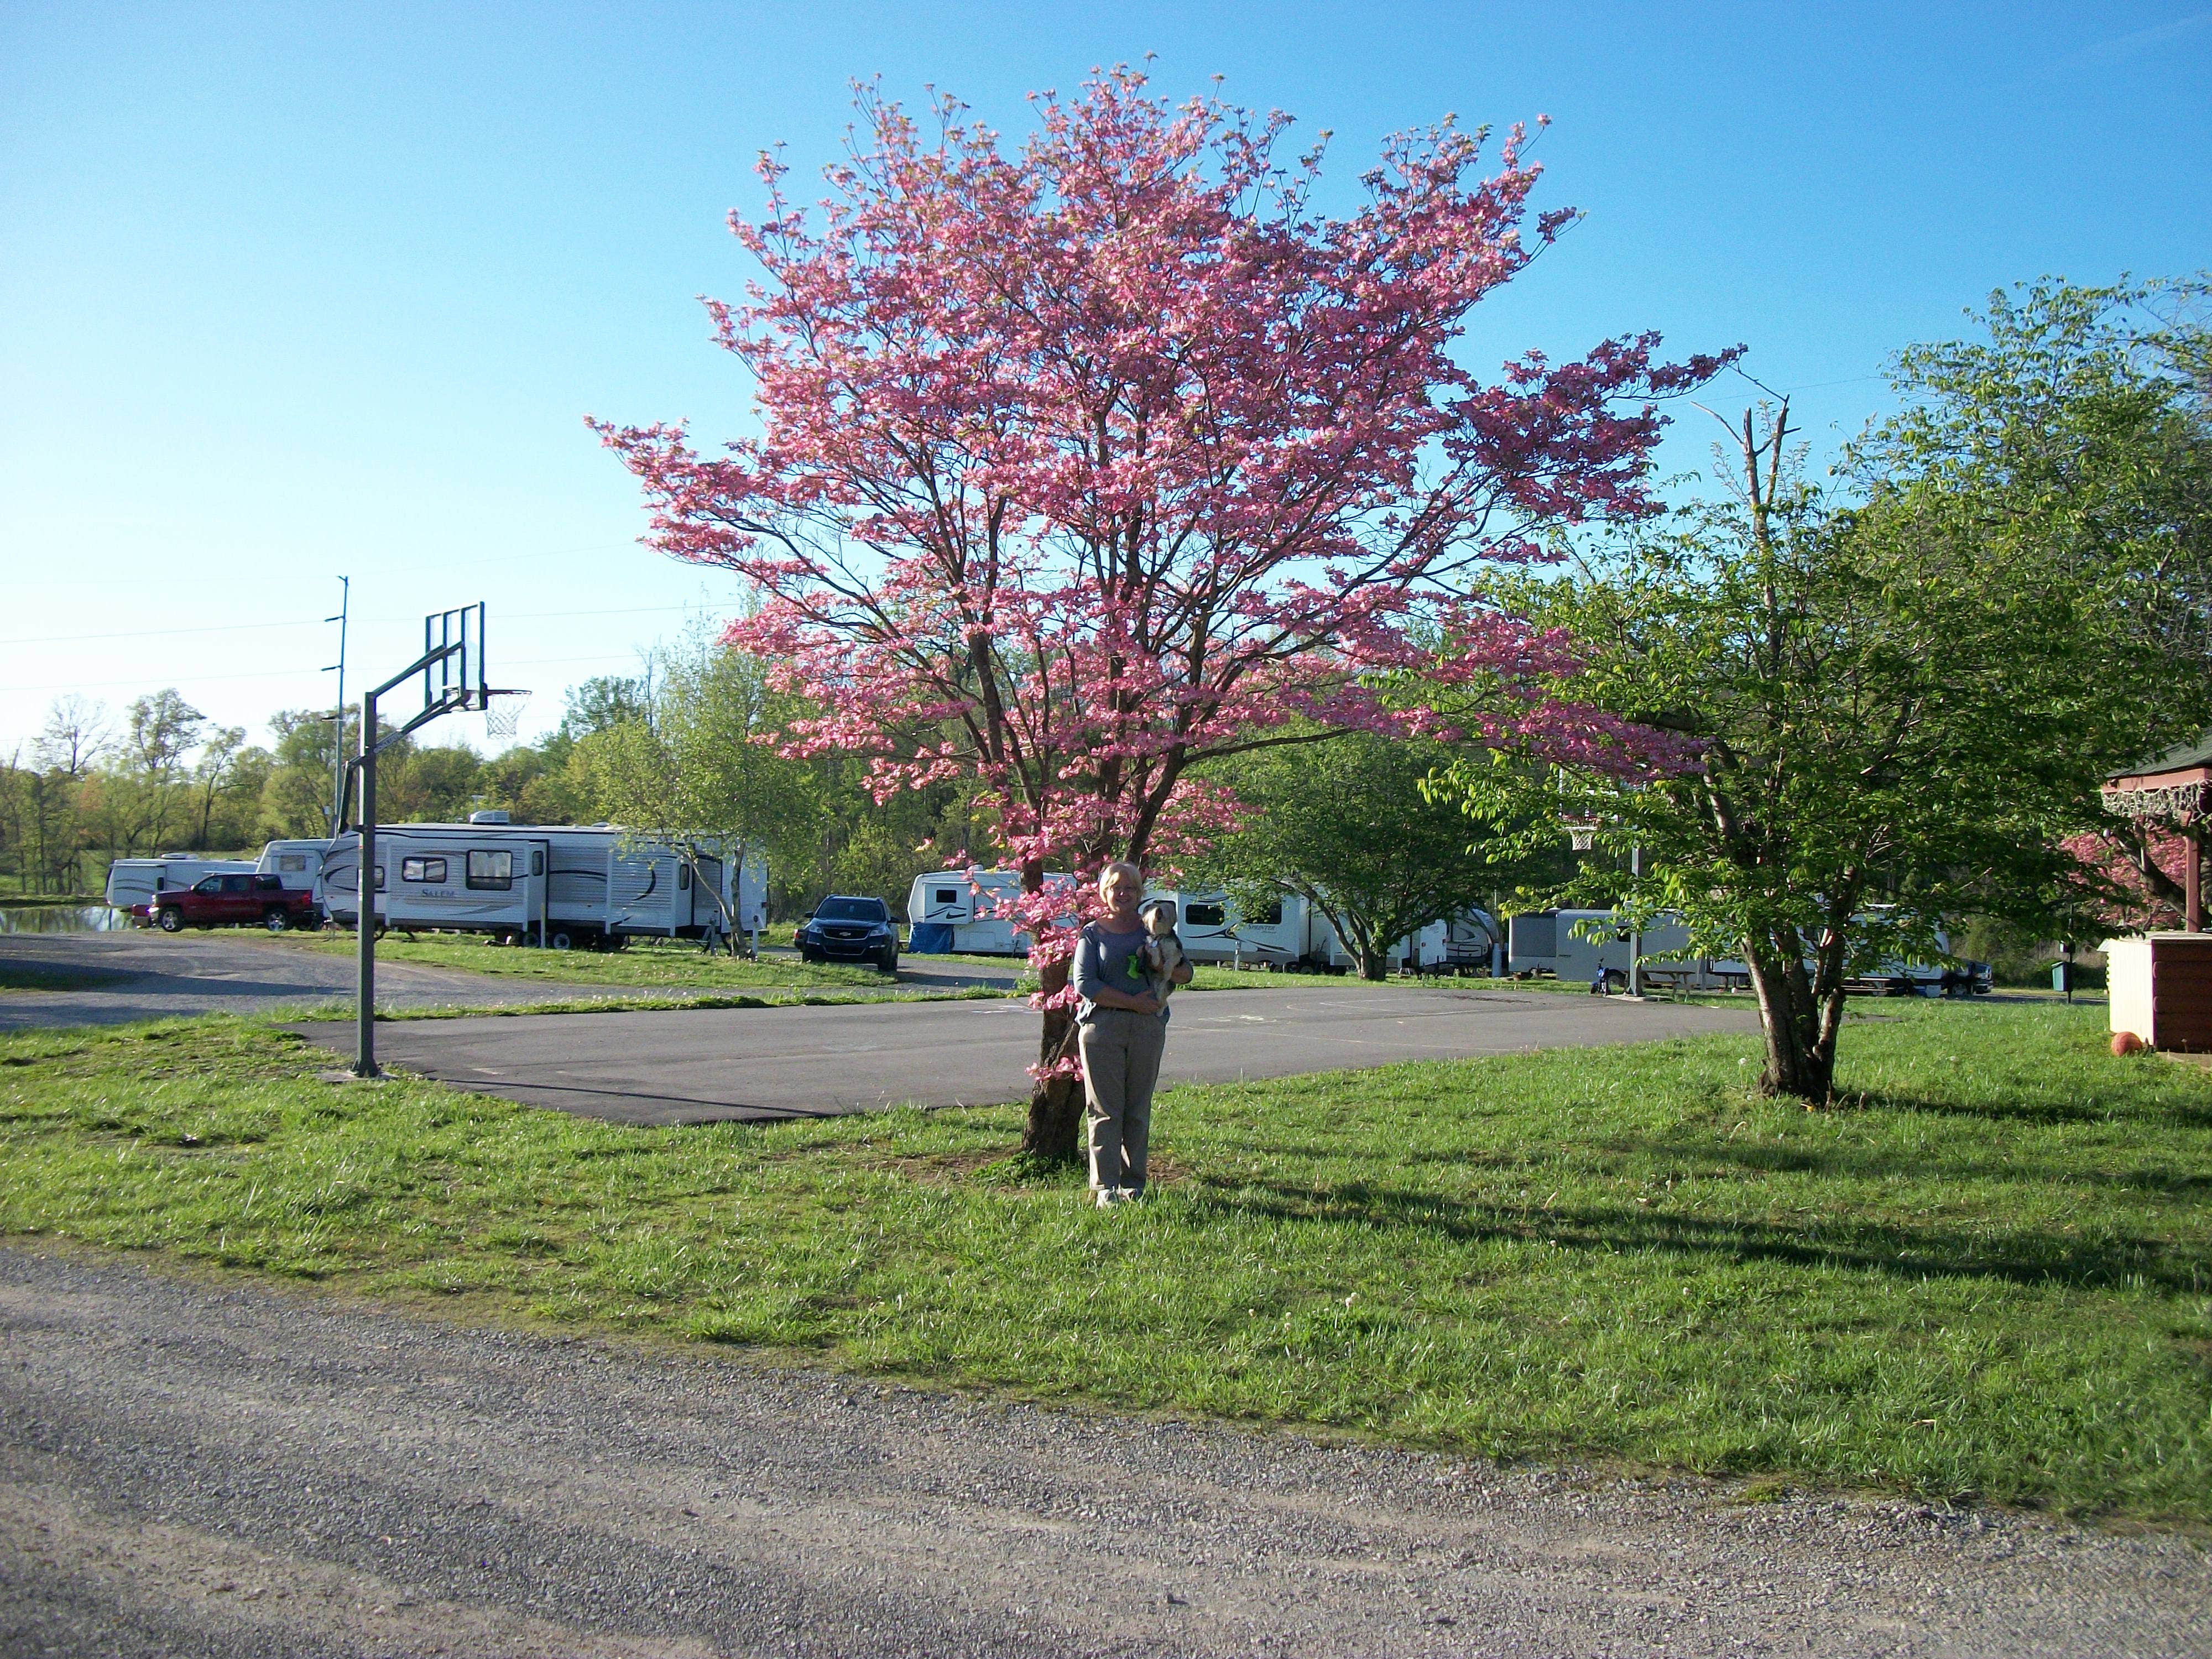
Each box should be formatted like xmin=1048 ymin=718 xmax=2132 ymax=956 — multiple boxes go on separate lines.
xmin=595 ymin=73 xmax=1726 ymax=1157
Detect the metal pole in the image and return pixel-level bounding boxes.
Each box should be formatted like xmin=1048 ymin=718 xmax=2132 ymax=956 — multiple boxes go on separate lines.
xmin=2187 ymin=827 xmax=2203 ymax=934
xmin=355 ymin=690 xmax=378 ymax=1078
xmin=327 ymin=576 xmax=348 ymax=834
xmin=1629 ymin=843 xmax=1643 ymax=998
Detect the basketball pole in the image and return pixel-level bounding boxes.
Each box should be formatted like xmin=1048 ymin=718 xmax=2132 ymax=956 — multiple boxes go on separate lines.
xmin=348 ymin=609 xmax=487 ymax=1079
xmin=358 ymin=686 xmax=378 ymax=1077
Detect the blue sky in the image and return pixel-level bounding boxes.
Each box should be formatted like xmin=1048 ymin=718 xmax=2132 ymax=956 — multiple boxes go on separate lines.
xmin=2 ymin=2 xmax=2206 ymax=757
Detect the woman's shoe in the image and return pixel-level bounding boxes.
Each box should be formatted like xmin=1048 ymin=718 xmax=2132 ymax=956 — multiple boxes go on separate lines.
xmin=1095 ymin=1187 xmax=1121 ymax=1209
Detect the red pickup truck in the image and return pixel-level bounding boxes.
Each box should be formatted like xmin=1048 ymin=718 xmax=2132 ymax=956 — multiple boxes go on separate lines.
xmin=152 ymin=872 xmax=321 ymax=933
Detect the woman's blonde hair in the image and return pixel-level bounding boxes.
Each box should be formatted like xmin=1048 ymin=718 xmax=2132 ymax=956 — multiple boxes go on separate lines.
xmin=1098 ymin=859 xmax=1142 ymax=891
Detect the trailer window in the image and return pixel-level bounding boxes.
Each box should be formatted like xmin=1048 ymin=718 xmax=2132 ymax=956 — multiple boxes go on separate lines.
xmin=678 ymin=862 xmax=691 ymax=890
xmin=278 ymin=854 xmax=307 ymax=873
xmin=932 ymin=887 xmax=959 ymax=906
xmin=400 ymin=856 xmax=447 ymax=884
xmin=1249 ymin=899 xmax=1283 ymax=926
xmin=466 ymin=849 xmax=514 ymax=891
xmin=1184 ymin=901 xmax=1227 ymax=928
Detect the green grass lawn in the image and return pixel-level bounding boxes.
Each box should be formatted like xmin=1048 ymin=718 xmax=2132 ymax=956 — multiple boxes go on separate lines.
xmin=277 ymin=931 xmax=912 ymax=992
xmin=267 ymin=927 xmax=1437 ymax=997
xmin=2 ymin=999 xmax=2206 ymax=1521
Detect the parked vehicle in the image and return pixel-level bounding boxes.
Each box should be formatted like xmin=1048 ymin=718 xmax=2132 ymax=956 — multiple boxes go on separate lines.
xmin=1506 ymin=909 xmax=1734 ymax=991
xmin=904 ymin=871 xmax=1480 ymax=973
xmin=255 ymin=838 xmax=329 ymax=902
xmin=321 ymin=817 xmax=766 ymax=950
xmin=105 ymin=854 xmax=258 ymax=921
xmin=904 ymin=870 xmax=1079 ymax=955
xmin=150 ymin=871 xmax=322 ymax=933
xmin=1505 ymin=908 xmax=1989 ymax=995
xmin=796 ymin=895 xmax=899 ymax=972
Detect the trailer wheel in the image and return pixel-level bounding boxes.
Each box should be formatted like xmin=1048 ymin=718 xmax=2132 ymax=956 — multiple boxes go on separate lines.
xmin=156 ymin=906 xmax=183 ymax=933
xmin=549 ymin=930 xmax=573 ymax=951
xmin=263 ymin=907 xmax=290 ymax=933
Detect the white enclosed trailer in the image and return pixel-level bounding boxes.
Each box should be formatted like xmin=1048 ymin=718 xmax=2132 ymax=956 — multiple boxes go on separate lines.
xmin=105 ymin=854 xmax=258 ymax=920
xmin=323 ymin=819 xmax=765 ymax=948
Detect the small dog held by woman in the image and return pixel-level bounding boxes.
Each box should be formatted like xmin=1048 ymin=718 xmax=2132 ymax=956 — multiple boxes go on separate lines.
xmin=1138 ymin=898 xmax=1186 ymax=1014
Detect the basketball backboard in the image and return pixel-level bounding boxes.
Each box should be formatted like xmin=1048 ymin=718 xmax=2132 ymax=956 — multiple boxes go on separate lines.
xmin=420 ymin=602 xmax=489 ymax=716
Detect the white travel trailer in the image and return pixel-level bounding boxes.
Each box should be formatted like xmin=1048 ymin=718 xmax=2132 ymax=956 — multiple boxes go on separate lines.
xmin=322 ymin=816 xmax=766 ymax=949
xmin=1039 ymin=881 xmax=1493 ymax=973
xmin=1504 ymin=909 xmax=1989 ymax=995
xmin=904 ymin=870 xmax=1079 ymax=955
xmin=105 ymin=853 xmax=258 ymax=920
xmin=1507 ymin=909 xmax=1744 ymax=990
xmin=255 ymin=839 xmax=328 ymax=896
xmin=1144 ymin=888 xmax=1311 ymax=966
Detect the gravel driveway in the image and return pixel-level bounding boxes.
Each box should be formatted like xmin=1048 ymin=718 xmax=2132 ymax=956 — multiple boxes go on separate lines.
xmin=3 ymin=1246 xmax=2204 ymax=1658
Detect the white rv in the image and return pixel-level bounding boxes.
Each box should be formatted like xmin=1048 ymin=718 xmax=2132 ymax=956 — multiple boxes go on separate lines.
xmin=105 ymin=854 xmax=258 ymax=921
xmin=1503 ymin=909 xmax=1987 ymax=995
xmin=904 ymin=870 xmax=1078 ymax=955
xmin=255 ymin=839 xmax=328 ymax=896
xmin=322 ymin=816 xmax=766 ymax=950
xmin=1506 ymin=909 xmax=1744 ymax=990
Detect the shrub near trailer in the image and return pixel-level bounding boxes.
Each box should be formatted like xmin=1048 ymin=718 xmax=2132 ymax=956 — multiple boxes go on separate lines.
xmin=597 ymin=74 xmax=1728 ymax=1157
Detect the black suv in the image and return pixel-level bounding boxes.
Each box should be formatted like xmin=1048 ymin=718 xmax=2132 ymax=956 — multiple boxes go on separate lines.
xmin=796 ymin=895 xmax=900 ymax=973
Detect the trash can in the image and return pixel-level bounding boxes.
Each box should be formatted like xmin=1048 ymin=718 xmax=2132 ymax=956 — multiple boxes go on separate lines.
xmin=2052 ymin=959 xmax=2074 ymax=995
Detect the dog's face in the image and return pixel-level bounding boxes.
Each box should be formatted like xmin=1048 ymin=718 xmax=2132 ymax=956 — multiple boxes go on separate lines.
xmin=1140 ymin=900 xmax=1176 ymax=938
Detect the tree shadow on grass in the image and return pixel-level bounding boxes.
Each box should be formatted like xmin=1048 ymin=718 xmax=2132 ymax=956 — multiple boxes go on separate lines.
xmin=1182 ymin=1175 xmax=2212 ymax=1294
xmin=1825 ymin=1086 xmax=2212 ymax=1131
xmin=1586 ymin=1129 xmax=2212 ymax=1201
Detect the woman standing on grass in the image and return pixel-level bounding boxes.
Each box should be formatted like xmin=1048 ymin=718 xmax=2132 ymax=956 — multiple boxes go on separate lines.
xmin=1071 ymin=860 xmax=1191 ymax=1207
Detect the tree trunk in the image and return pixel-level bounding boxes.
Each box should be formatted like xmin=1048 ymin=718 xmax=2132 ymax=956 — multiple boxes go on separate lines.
xmin=1360 ymin=946 xmax=1387 ymax=981
xmin=1745 ymin=939 xmax=1838 ymax=1103
xmin=1022 ymin=951 xmax=1086 ymax=1161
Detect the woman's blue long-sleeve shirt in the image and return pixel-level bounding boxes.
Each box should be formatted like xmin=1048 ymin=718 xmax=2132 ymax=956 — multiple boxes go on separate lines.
xmin=1071 ymin=921 xmax=1166 ymax=1024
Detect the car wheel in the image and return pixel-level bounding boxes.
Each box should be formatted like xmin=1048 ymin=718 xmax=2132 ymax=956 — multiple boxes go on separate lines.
xmin=264 ymin=907 xmax=290 ymax=933
xmin=880 ymin=949 xmax=899 ymax=975
xmin=156 ymin=907 xmax=183 ymax=933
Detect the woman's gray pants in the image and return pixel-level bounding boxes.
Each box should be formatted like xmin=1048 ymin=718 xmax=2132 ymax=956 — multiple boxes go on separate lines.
xmin=1078 ymin=1009 xmax=1167 ymax=1192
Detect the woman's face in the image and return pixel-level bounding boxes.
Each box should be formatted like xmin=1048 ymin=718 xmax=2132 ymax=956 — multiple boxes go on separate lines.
xmin=1100 ymin=867 xmax=1142 ymax=915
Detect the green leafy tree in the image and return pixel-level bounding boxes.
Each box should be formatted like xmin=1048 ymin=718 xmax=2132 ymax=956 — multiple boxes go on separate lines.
xmin=1454 ymin=280 xmax=2212 ymax=1101
xmin=1852 ymin=275 xmax=2212 ymax=894
xmin=568 ymin=628 xmax=825 ymax=942
xmin=259 ymin=709 xmax=351 ymax=837
xmin=1192 ymin=733 xmax=1522 ymax=980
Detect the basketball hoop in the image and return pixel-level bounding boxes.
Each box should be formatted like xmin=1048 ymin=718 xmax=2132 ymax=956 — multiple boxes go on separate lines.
xmin=1564 ymin=821 xmax=1600 ymax=852
xmin=483 ymin=690 xmax=530 ymax=743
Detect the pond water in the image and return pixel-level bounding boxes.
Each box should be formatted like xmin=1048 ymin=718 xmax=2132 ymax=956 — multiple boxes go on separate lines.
xmin=0 ymin=906 xmax=128 ymax=934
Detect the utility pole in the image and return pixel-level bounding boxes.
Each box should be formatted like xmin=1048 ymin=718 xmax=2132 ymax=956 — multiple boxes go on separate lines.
xmin=1629 ymin=842 xmax=1643 ymax=998
xmin=324 ymin=576 xmax=349 ymax=834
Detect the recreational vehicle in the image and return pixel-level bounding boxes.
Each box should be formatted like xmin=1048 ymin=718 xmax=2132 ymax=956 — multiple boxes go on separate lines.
xmin=322 ymin=817 xmax=766 ymax=949
xmin=255 ymin=839 xmax=329 ymax=897
xmin=904 ymin=870 xmax=1078 ymax=955
xmin=105 ymin=854 xmax=258 ymax=920
xmin=1507 ymin=909 xmax=1731 ymax=990
xmin=1505 ymin=909 xmax=1986 ymax=995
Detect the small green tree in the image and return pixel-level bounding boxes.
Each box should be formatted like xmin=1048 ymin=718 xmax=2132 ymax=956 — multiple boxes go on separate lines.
xmin=1192 ymin=733 xmax=1522 ymax=980
xmin=569 ymin=628 xmax=825 ymax=946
